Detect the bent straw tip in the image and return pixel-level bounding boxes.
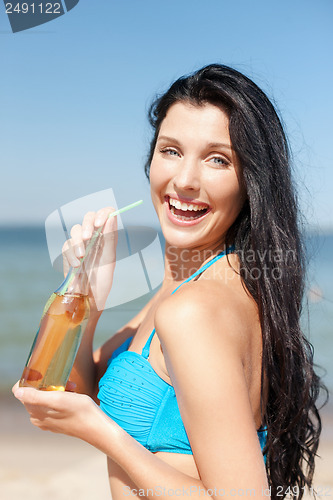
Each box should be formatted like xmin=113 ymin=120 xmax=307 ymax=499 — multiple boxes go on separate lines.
xmin=108 ymin=199 xmax=144 ymax=218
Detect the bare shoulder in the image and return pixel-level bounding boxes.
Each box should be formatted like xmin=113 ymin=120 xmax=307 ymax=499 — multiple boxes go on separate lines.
xmin=155 ymin=257 xmax=260 ymax=360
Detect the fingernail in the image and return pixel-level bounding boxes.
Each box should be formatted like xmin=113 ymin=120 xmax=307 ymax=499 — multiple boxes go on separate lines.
xmin=14 ymin=388 xmax=24 ymax=400
xmin=82 ymin=231 xmax=90 ymax=239
xmin=77 ymin=246 xmax=85 ymax=257
xmin=95 ymin=219 xmax=102 ymax=227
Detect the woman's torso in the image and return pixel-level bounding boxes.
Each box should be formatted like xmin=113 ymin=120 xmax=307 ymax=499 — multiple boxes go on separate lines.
xmin=100 ymin=251 xmax=266 ymax=497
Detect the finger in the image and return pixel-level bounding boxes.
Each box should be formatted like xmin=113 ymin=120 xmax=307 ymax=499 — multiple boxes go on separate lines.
xmin=94 ymin=207 xmax=116 ymax=229
xmin=13 ymin=386 xmax=61 ymax=409
xmin=30 ymin=417 xmax=47 ymax=430
xmin=98 ymin=207 xmax=118 ymax=247
xmin=13 ymin=386 xmax=40 ymax=404
xmin=102 ymin=215 xmax=118 ymax=258
xmin=62 ymin=238 xmax=82 ymax=267
xmin=81 ymin=211 xmax=96 ymax=241
xmin=62 ymin=243 xmax=71 ymax=277
xmin=12 ymin=380 xmax=20 ymax=395
xmin=24 ymin=403 xmax=48 ymax=416
xmin=70 ymin=224 xmax=85 ymax=259
xmin=104 ymin=209 xmax=118 ymax=236
xmin=65 ymin=380 xmax=77 ymax=392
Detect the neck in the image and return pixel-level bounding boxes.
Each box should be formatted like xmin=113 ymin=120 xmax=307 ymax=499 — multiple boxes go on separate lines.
xmin=163 ymin=240 xmax=230 ymax=284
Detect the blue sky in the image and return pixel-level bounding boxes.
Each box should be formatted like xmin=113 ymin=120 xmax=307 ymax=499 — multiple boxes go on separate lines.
xmin=0 ymin=0 xmax=332 ymax=230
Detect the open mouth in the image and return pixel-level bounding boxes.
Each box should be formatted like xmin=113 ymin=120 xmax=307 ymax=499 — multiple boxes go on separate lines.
xmin=167 ymin=196 xmax=210 ymax=222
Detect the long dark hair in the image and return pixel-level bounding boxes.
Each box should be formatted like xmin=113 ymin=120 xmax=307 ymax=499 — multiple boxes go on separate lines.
xmin=144 ymin=64 xmax=328 ymax=499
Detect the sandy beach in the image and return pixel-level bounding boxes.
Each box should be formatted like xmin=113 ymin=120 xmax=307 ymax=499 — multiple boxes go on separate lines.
xmin=1 ymin=394 xmax=332 ymax=500
xmin=0 ymin=394 xmax=111 ymax=500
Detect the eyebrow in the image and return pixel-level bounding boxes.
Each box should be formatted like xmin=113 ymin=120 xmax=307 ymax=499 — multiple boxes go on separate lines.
xmin=156 ymin=135 xmax=233 ymax=150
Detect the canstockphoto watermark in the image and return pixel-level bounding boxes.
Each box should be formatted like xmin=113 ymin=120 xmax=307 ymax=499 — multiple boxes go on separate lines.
xmin=123 ymin=485 xmax=332 ymax=497
xmin=122 ymin=486 xmax=257 ymax=497
xmin=3 ymin=0 xmax=80 ymax=33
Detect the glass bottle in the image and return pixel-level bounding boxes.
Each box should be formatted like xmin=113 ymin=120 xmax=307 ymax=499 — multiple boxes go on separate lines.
xmin=19 ymin=231 xmax=103 ymax=391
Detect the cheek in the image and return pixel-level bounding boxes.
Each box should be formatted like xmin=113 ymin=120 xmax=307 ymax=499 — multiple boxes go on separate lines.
xmin=210 ymin=176 xmax=246 ymax=214
xmin=149 ymin=161 xmax=164 ymax=214
xmin=149 ymin=159 xmax=169 ymax=197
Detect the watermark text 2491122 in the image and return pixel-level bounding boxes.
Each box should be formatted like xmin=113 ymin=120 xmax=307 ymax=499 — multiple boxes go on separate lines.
xmin=3 ymin=1 xmax=80 ymax=32
xmin=6 ymin=2 xmax=62 ymax=14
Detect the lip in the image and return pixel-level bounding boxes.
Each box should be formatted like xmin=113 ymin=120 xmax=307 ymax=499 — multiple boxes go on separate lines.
xmin=164 ymin=195 xmax=212 ymax=227
xmin=165 ymin=194 xmax=211 ymax=208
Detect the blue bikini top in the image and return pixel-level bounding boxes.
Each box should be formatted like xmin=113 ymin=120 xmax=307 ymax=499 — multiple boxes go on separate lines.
xmin=98 ymin=246 xmax=267 ymax=459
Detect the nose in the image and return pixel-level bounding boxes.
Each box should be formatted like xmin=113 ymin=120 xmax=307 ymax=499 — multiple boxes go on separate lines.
xmin=173 ymin=157 xmax=201 ymax=192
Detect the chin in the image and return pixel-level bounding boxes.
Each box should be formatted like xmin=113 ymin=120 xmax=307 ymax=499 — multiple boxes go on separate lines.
xmin=160 ymin=224 xmax=209 ymax=251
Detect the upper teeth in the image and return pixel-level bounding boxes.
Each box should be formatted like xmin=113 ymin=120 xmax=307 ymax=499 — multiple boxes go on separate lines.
xmin=169 ymin=198 xmax=208 ymax=211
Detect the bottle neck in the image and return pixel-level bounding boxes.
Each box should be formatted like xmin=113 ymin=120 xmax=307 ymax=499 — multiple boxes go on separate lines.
xmin=58 ymin=231 xmax=103 ymax=296
xmin=66 ymin=264 xmax=90 ymax=296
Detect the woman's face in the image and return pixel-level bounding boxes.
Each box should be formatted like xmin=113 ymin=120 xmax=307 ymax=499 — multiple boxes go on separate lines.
xmin=149 ymin=101 xmax=247 ymax=252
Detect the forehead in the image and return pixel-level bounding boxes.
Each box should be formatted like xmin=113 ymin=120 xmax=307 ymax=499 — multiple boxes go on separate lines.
xmin=158 ymin=101 xmax=231 ymax=143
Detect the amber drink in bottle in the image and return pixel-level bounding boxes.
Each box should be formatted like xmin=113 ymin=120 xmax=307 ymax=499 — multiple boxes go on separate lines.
xmin=19 ymin=200 xmax=143 ymax=391
xmin=19 ymin=231 xmax=103 ymax=391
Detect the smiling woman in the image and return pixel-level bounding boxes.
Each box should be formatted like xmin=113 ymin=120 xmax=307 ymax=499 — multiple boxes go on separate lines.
xmin=13 ymin=64 xmax=327 ymax=500
xmin=149 ymin=102 xmax=246 ymax=249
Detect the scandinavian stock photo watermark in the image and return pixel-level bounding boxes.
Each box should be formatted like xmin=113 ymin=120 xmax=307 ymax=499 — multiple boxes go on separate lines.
xmin=167 ymin=246 xmax=297 ymax=282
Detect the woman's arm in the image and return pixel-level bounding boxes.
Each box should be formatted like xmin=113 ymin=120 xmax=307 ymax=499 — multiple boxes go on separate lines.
xmin=67 ymin=310 xmax=139 ymax=400
xmin=61 ymin=206 xmax=155 ymax=399
xmin=12 ymin=382 xmax=268 ymax=499
xmin=13 ymin=281 xmax=269 ymax=498
xmin=154 ymin=281 xmax=269 ymax=496
xmin=68 ymin=291 xmax=156 ymax=400
xmin=61 ymin=206 xmax=118 ymax=398
xmin=90 ymin=294 xmax=159 ymax=398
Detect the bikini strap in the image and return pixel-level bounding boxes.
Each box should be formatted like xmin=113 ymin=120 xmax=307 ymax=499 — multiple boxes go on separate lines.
xmin=141 ymin=245 xmax=235 ymax=359
xmin=171 ymin=244 xmax=235 ymax=294
xmin=142 ymin=329 xmax=156 ymax=359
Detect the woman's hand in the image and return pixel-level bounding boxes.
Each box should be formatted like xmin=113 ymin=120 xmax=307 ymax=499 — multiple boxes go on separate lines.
xmin=62 ymin=207 xmax=118 ymax=314
xmin=12 ymin=381 xmax=99 ymax=440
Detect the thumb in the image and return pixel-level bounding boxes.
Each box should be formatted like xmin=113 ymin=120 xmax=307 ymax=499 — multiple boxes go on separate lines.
xmin=13 ymin=386 xmax=44 ymax=405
